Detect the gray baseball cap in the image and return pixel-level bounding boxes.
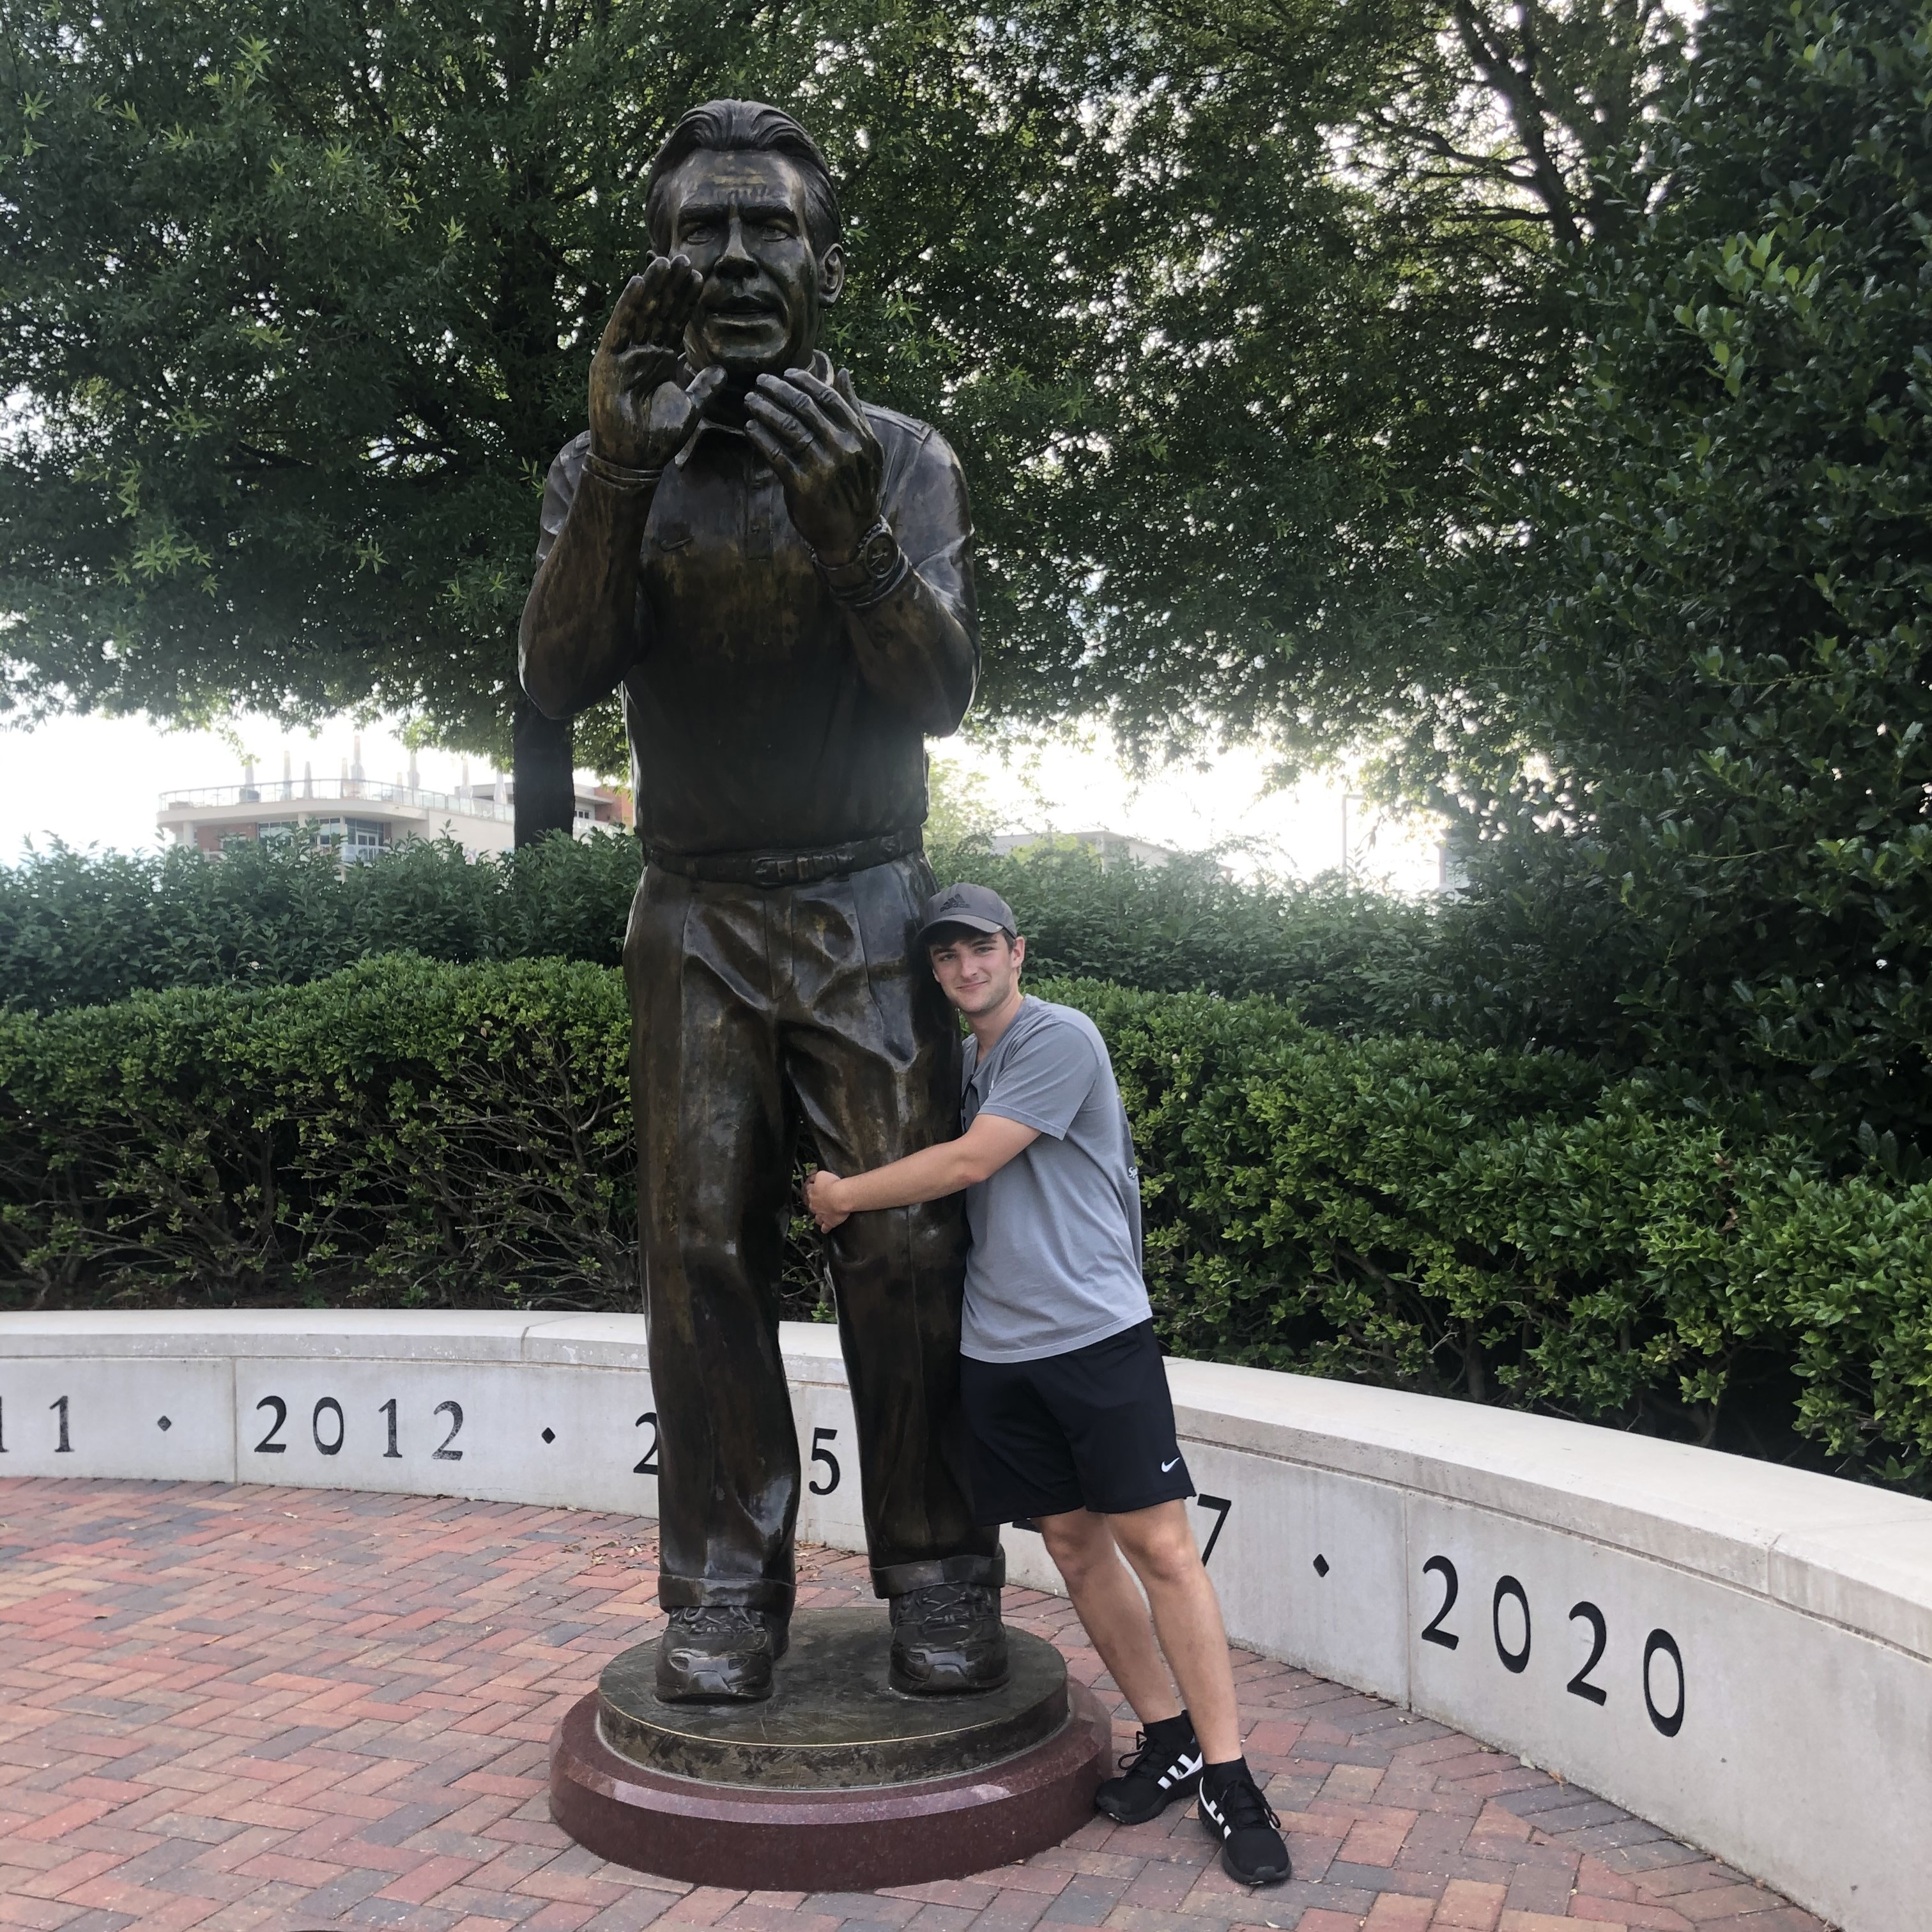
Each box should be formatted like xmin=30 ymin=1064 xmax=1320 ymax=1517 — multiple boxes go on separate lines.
xmin=916 ymin=882 xmax=1018 ymax=949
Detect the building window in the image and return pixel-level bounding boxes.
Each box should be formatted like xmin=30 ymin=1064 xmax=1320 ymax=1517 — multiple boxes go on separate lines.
xmin=342 ymin=818 xmax=390 ymax=863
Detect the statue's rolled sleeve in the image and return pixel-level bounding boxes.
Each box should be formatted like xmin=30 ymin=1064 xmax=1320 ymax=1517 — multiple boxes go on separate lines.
xmin=518 ymin=430 xmax=650 ymax=720
xmin=837 ymin=428 xmax=979 ymax=737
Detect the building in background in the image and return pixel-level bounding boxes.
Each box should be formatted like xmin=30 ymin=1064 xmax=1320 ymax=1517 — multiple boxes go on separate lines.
xmin=988 ymin=827 xmax=1181 ymax=869
xmin=158 ymin=740 xmax=631 ymax=861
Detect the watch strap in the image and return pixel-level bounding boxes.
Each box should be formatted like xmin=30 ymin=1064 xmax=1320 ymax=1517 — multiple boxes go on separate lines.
xmin=816 ymin=518 xmax=907 ymax=606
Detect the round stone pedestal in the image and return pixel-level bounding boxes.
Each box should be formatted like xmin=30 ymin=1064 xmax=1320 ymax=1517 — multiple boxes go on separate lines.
xmin=549 ymin=1607 xmax=1111 ymax=1890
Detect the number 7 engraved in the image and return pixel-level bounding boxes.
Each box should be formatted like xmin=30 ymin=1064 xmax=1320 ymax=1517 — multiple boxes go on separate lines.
xmin=1195 ymin=1493 xmax=1232 ymax=1565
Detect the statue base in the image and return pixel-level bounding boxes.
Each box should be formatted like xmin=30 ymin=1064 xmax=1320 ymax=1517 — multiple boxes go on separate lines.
xmin=549 ymin=1607 xmax=1111 ymax=1889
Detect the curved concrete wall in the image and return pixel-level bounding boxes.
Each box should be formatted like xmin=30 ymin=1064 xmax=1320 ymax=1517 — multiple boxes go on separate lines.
xmin=2 ymin=1309 xmax=1926 ymax=1932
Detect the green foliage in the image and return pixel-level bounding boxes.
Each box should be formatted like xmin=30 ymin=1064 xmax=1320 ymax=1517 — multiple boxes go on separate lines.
xmin=0 ymin=0 xmax=1560 ymax=762
xmin=1413 ymin=0 xmax=1932 ymax=1151
xmin=0 ymin=833 xmax=645 ymax=1012
xmin=7 ymin=953 xmax=1932 ymax=1488
xmin=0 ymin=831 xmax=1460 ymax=1034
xmin=0 ymin=954 xmax=637 ymax=1310
xmin=930 ymin=838 xmax=1452 ymax=1035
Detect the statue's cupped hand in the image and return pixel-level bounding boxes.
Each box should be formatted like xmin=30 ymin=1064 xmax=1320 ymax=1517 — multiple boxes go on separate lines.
xmin=744 ymin=367 xmax=885 ymax=562
xmin=588 ymin=256 xmax=724 ymax=470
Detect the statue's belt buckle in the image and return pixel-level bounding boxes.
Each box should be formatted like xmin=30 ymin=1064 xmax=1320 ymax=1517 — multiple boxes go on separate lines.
xmin=752 ymin=851 xmax=845 ymax=886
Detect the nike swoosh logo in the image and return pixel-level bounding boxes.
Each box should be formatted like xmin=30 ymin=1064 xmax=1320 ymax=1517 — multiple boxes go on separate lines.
xmin=1162 ymin=1457 xmax=1181 ymax=1473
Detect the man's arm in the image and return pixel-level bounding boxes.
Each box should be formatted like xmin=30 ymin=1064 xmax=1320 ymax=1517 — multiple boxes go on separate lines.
xmin=806 ymin=1113 xmax=1039 ymax=1229
xmin=518 ymin=257 xmax=721 ymax=719
xmin=745 ymin=368 xmax=977 ymax=735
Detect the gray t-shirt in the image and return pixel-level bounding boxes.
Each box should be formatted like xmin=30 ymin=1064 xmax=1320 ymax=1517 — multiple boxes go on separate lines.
xmin=958 ymin=997 xmax=1153 ymax=1362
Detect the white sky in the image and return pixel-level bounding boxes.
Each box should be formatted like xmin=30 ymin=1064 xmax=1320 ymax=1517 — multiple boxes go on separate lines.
xmin=0 ymin=707 xmax=1443 ymax=892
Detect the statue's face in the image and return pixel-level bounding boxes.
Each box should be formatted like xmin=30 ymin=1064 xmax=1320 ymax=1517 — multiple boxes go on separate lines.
xmin=662 ymin=150 xmax=844 ymax=378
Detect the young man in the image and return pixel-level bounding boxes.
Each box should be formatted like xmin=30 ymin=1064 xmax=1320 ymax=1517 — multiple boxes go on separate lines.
xmin=806 ymin=883 xmax=1291 ymax=1889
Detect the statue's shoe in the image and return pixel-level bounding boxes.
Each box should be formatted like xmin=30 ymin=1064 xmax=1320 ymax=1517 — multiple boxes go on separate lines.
xmin=887 ymin=1582 xmax=1009 ymax=1694
xmin=655 ymin=1605 xmax=790 ymax=1703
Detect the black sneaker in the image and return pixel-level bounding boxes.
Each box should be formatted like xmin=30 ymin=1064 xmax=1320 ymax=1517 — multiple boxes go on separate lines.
xmin=1197 ymin=1763 xmax=1291 ymax=1886
xmin=888 ymin=1581 xmax=1009 ymax=1694
xmin=1094 ymin=1724 xmax=1204 ymax=1823
xmin=655 ymin=1605 xmax=789 ymax=1703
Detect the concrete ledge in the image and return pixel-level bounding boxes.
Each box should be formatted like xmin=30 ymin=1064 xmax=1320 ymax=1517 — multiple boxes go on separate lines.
xmin=3 ymin=1309 xmax=1925 ymax=1931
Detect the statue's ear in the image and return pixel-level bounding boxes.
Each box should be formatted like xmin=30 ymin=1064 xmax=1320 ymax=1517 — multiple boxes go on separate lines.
xmin=818 ymin=241 xmax=847 ymax=307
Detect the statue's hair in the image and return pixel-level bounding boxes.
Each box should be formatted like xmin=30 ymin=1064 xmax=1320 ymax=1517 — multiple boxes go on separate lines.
xmin=645 ymin=100 xmax=841 ymax=254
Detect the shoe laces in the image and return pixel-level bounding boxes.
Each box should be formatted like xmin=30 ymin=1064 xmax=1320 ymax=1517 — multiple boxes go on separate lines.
xmin=897 ymin=1581 xmax=993 ymax=1630
xmin=1118 ymin=1729 xmax=1190 ymax=1779
xmin=1206 ymin=1773 xmax=1280 ymax=1834
xmin=668 ymin=1604 xmax=762 ymax=1636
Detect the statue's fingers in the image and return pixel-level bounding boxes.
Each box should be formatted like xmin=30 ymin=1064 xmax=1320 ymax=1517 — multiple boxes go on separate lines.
xmin=659 ymin=264 xmax=705 ymax=340
xmin=745 ymin=419 xmax=809 ymax=482
xmin=634 ymin=252 xmax=698 ymax=336
xmin=595 ymin=273 xmax=652 ymax=358
xmin=744 ymin=388 xmax=820 ymax=453
xmin=755 ymin=378 xmax=848 ymax=454
xmin=790 ymin=366 xmax=866 ymax=440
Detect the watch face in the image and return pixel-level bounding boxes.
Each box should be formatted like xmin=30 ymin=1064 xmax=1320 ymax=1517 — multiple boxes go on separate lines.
xmin=859 ymin=527 xmax=898 ymax=576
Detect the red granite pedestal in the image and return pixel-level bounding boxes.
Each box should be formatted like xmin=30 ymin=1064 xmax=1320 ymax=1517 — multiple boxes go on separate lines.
xmin=549 ymin=1609 xmax=1112 ymax=1890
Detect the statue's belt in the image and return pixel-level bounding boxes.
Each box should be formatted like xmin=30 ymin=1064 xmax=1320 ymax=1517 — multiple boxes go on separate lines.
xmin=644 ymin=826 xmax=924 ymax=888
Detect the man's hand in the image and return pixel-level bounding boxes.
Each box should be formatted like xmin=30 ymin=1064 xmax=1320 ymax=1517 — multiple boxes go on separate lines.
xmin=590 ymin=256 xmax=724 ymax=470
xmin=806 ymin=1168 xmax=850 ymax=1232
xmin=744 ymin=366 xmax=884 ymax=559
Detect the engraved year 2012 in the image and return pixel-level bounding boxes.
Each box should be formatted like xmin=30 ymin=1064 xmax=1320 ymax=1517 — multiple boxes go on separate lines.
xmin=251 ymin=1396 xmax=465 ymax=1461
xmin=1419 ymin=1552 xmax=1685 ymax=1737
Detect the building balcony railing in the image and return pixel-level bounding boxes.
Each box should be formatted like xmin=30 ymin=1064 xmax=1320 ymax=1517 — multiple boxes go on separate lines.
xmin=158 ymin=779 xmax=516 ymax=823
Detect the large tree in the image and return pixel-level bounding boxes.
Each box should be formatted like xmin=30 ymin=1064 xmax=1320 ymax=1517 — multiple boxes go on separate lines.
xmin=1406 ymin=0 xmax=1932 ymax=1149
xmin=0 ymin=0 xmax=857 ymax=836
xmin=0 ymin=0 xmax=1618 ymax=827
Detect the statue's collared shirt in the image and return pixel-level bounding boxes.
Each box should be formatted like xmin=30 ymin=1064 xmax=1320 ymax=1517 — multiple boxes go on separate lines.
xmin=535 ymin=362 xmax=978 ymax=859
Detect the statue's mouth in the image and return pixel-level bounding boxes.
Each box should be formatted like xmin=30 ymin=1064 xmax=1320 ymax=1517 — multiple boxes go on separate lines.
xmin=707 ymin=295 xmax=783 ymax=323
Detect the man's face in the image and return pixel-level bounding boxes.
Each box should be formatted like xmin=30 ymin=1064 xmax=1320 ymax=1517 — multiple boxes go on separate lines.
xmin=928 ymin=930 xmax=1025 ymax=1018
xmin=660 ymin=150 xmax=843 ymax=378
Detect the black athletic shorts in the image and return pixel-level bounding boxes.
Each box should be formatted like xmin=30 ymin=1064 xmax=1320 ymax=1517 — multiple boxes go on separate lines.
xmin=959 ymin=1320 xmax=1195 ymax=1522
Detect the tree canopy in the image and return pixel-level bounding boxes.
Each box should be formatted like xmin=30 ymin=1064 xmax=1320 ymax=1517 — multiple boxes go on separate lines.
xmin=1413 ymin=0 xmax=1932 ymax=1150
xmin=0 ymin=0 xmax=1652 ymax=821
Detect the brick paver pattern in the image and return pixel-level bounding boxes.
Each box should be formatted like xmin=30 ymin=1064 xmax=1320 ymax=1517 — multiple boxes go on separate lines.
xmin=0 ymin=1480 xmax=1827 ymax=1932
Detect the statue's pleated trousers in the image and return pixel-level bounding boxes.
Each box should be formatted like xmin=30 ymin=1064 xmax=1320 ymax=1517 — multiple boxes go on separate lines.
xmin=624 ymin=851 xmax=1004 ymax=1612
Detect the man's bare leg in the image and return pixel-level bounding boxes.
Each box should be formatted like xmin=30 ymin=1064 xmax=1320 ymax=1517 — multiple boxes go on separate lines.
xmin=1036 ymin=1509 xmax=1179 ymax=1723
xmin=1035 ymin=1501 xmax=1240 ymax=1763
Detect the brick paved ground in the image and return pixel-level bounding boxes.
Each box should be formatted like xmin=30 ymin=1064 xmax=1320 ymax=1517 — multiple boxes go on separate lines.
xmin=0 ymin=1479 xmax=1827 ymax=1932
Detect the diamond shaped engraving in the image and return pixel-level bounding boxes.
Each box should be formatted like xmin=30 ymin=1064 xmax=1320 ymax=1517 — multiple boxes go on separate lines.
xmin=157 ymin=1416 xmax=172 ymax=1432
xmin=1312 ymin=1554 xmax=1330 ymax=1577
xmin=541 ymin=1427 xmax=556 ymax=1444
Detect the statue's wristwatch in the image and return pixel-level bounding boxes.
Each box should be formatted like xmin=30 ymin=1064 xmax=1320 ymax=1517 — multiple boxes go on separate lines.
xmin=815 ymin=518 xmax=907 ymax=606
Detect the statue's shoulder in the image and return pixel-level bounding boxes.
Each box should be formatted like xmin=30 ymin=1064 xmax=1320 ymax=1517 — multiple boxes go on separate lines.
xmin=859 ymin=399 xmax=937 ymax=448
xmin=550 ymin=428 xmax=594 ymax=478
xmin=861 ymin=402 xmax=963 ymax=496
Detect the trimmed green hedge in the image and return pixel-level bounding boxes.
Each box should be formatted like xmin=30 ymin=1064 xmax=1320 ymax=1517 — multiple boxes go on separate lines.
xmin=0 ymin=832 xmax=648 ymax=1011
xmin=0 ymin=832 xmax=1446 ymax=1038
xmin=4 ymin=954 xmax=1928 ymax=1488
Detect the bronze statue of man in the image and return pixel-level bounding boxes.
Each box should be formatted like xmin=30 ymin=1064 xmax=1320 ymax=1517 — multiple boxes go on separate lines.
xmin=519 ymin=100 xmax=1005 ymax=1703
